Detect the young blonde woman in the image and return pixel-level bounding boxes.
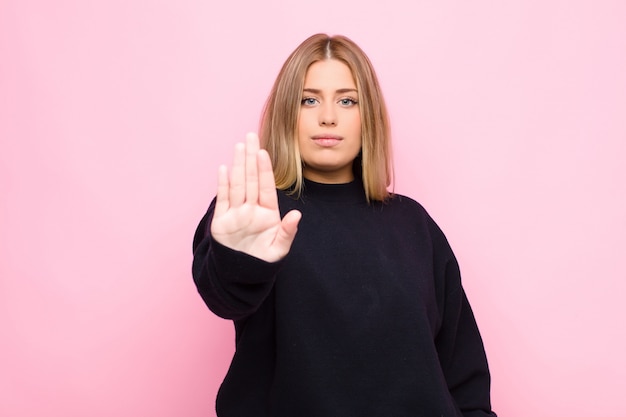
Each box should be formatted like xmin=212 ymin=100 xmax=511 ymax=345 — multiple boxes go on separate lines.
xmin=192 ymin=34 xmax=497 ymax=417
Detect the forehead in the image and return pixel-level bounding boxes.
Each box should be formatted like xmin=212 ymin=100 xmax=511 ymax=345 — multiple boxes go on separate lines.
xmin=303 ymin=59 xmax=356 ymax=88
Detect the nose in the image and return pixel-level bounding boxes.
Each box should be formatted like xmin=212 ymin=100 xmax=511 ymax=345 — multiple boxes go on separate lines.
xmin=319 ymin=103 xmax=337 ymax=126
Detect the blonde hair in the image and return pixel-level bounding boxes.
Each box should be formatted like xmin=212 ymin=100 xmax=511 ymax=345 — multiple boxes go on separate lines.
xmin=260 ymin=34 xmax=393 ymax=202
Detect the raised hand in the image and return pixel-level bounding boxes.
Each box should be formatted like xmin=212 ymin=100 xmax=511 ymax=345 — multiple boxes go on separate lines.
xmin=210 ymin=133 xmax=302 ymax=263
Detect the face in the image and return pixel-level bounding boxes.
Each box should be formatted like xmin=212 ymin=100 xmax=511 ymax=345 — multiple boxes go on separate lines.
xmin=298 ymin=59 xmax=362 ymax=183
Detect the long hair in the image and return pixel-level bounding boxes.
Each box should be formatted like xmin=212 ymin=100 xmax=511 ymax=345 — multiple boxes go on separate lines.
xmin=259 ymin=34 xmax=393 ymax=202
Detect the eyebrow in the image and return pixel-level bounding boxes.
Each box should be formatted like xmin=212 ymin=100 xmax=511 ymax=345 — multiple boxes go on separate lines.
xmin=303 ymin=88 xmax=358 ymax=94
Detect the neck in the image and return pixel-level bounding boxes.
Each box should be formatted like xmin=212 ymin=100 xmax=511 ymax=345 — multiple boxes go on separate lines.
xmin=302 ymin=169 xmax=354 ymax=184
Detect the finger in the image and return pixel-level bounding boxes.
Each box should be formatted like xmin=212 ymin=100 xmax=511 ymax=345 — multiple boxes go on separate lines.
xmin=271 ymin=210 xmax=302 ymax=257
xmin=213 ymin=164 xmax=229 ymax=217
xmin=229 ymin=142 xmax=246 ymax=207
xmin=245 ymin=133 xmax=260 ymax=204
xmin=257 ymin=149 xmax=278 ymax=209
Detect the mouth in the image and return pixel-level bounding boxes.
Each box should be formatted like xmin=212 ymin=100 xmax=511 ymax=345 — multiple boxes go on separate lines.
xmin=311 ymin=134 xmax=343 ymax=147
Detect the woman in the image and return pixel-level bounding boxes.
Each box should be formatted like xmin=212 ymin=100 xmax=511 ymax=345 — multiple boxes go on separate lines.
xmin=192 ymin=33 xmax=497 ymax=417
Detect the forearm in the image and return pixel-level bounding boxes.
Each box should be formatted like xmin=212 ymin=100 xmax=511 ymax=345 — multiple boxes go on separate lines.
xmin=192 ymin=233 xmax=282 ymax=319
xmin=436 ymin=284 xmax=496 ymax=417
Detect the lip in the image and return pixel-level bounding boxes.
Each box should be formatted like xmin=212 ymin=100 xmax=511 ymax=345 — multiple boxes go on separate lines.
xmin=311 ymin=134 xmax=343 ymax=140
xmin=311 ymin=134 xmax=343 ymax=147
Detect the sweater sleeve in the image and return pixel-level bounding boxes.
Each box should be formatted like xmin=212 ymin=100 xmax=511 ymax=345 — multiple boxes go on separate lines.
xmin=191 ymin=199 xmax=284 ymax=321
xmin=429 ymin=220 xmax=497 ymax=417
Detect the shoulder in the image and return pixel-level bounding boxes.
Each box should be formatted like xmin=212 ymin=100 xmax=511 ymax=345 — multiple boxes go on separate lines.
xmin=384 ymin=193 xmax=455 ymax=254
xmin=383 ymin=193 xmax=432 ymax=224
xmin=386 ymin=192 xmax=427 ymax=212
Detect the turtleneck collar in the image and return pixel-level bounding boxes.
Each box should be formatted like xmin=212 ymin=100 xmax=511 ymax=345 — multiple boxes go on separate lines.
xmin=301 ymin=177 xmax=367 ymax=204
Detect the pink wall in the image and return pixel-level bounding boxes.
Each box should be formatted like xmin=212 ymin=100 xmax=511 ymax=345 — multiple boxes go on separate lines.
xmin=2 ymin=1 xmax=625 ymax=416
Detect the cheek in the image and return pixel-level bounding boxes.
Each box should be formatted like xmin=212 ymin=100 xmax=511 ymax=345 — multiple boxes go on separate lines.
xmin=351 ymin=114 xmax=362 ymax=137
xmin=298 ymin=111 xmax=313 ymax=134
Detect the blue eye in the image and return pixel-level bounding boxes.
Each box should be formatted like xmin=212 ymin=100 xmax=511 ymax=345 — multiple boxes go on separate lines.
xmin=301 ymin=97 xmax=318 ymax=106
xmin=339 ymin=98 xmax=358 ymax=106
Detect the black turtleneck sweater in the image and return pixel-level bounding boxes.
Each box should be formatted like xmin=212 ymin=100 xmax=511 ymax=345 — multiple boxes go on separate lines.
xmin=192 ymin=179 xmax=496 ymax=417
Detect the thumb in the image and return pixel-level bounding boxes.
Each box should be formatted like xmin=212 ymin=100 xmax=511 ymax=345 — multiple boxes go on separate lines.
xmin=272 ymin=210 xmax=302 ymax=255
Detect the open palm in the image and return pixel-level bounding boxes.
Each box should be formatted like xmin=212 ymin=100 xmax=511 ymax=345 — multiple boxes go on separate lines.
xmin=210 ymin=133 xmax=301 ymax=263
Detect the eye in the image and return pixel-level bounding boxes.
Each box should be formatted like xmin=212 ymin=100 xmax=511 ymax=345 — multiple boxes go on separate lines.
xmin=338 ymin=98 xmax=358 ymax=106
xmin=301 ymin=97 xmax=318 ymax=106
